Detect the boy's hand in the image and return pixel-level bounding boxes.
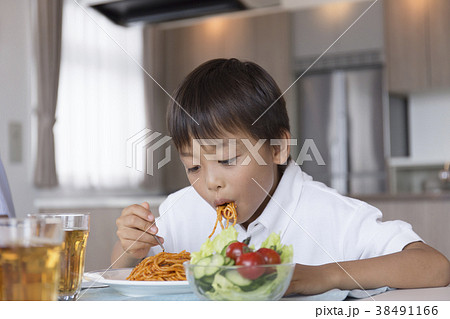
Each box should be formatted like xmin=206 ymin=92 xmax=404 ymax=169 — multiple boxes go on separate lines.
xmin=285 ymin=243 xmax=450 ymax=296
xmin=115 ymin=202 xmax=164 ymax=260
xmin=284 ymin=263 xmax=339 ymax=296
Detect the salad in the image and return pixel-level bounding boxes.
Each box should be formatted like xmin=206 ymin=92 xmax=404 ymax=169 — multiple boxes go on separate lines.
xmin=187 ymin=227 xmax=294 ymax=301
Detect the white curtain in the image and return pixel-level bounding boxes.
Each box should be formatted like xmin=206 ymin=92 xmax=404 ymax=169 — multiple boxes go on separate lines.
xmin=55 ymin=0 xmax=145 ymax=189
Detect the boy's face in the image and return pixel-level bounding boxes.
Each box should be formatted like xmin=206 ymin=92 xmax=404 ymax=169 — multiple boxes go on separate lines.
xmin=179 ymin=133 xmax=282 ymax=229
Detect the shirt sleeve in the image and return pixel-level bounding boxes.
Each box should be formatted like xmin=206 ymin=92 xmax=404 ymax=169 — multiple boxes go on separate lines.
xmin=342 ymin=202 xmax=422 ymax=260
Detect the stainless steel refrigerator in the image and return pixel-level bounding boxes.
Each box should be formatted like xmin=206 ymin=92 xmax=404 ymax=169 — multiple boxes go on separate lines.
xmin=296 ymin=67 xmax=387 ymax=195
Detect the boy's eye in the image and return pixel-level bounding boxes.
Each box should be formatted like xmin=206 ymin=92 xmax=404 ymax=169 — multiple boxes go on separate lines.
xmin=187 ymin=166 xmax=200 ymax=173
xmin=218 ymin=157 xmax=237 ymax=165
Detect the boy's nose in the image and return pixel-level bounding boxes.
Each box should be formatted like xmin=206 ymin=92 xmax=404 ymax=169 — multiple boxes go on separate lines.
xmin=205 ymin=170 xmax=224 ymax=191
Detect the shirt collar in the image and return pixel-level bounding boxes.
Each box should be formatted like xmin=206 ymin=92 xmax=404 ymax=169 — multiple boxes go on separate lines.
xmin=239 ymin=161 xmax=308 ymax=240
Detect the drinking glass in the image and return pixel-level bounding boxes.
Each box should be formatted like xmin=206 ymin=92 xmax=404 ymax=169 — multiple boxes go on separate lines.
xmin=30 ymin=213 xmax=90 ymax=301
xmin=0 ymin=217 xmax=63 ymax=301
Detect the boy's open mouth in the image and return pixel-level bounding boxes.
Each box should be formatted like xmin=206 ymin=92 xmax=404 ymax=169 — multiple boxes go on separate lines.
xmin=214 ymin=199 xmax=233 ymax=208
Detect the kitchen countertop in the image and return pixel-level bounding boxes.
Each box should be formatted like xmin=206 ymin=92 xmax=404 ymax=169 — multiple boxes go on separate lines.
xmin=34 ymin=195 xmax=168 ymax=209
xmin=353 ymin=192 xmax=450 ymax=201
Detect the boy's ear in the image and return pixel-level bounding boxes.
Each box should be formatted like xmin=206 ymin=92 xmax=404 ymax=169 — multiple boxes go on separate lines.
xmin=272 ymin=130 xmax=291 ymax=165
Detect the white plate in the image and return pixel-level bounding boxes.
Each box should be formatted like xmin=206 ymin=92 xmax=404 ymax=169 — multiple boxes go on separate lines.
xmin=83 ymin=268 xmax=192 ymax=297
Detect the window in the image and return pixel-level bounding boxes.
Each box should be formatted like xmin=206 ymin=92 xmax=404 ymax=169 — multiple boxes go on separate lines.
xmin=55 ymin=0 xmax=145 ymax=190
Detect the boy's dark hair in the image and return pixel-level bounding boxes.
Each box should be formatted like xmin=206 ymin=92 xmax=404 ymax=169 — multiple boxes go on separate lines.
xmin=167 ymin=58 xmax=290 ymax=151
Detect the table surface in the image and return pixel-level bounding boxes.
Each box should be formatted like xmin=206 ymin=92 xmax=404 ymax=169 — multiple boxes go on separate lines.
xmin=78 ymin=285 xmax=450 ymax=301
xmin=360 ymin=286 xmax=450 ymax=301
xmin=78 ymin=286 xmax=200 ymax=301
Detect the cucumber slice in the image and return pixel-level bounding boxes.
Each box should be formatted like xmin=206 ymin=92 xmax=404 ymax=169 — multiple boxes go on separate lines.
xmin=211 ymin=254 xmax=225 ymax=266
xmin=224 ymin=256 xmax=235 ymax=266
xmin=195 ymin=278 xmax=213 ymax=293
xmin=193 ymin=256 xmax=211 ymax=279
xmin=224 ymin=270 xmax=252 ymax=287
xmin=212 ymin=273 xmax=238 ymax=291
xmin=240 ymin=271 xmax=278 ymax=292
xmin=204 ymin=254 xmax=225 ymax=276
xmin=201 ymin=275 xmax=215 ymax=285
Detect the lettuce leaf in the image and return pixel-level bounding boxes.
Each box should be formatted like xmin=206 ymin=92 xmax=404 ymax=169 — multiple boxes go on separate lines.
xmin=191 ymin=227 xmax=293 ymax=265
xmin=260 ymin=232 xmax=293 ymax=264
xmin=190 ymin=227 xmax=238 ymax=264
xmin=212 ymin=226 xmax=238 ymax=253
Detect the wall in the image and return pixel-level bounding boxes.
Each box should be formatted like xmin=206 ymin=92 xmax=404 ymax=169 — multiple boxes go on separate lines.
xmin=0 ymin=0 xmax=35 ymax=217
xmin=408 ymin=90 xmax=450 ymax=163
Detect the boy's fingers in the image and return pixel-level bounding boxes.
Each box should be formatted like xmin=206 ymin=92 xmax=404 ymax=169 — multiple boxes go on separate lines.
xmin=121 ymin=204 xmax=155 ymax=222
xmin=118 ymin=228 xmax=162 ymax=244
xmin=127 ymin=203 xmax=157 ymax=233
xmin=140 ymin=202 xmax=150 ymax=210
xmin=120 ymin=215 xmax=158 ymax=234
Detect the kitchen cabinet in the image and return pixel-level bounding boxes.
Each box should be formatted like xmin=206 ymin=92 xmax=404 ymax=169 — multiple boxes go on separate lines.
xmin=384 ymin=0 xmax=450 ymax=93
xmin=429 ymin=0 xmax=450 ymax=88
xmin=384 ymin=0 xmax=428 ymax=93
xmin=292 ymin=1 xmax=384 ymax=65
xmin=154 ymin=11 xmax=291 ymax=98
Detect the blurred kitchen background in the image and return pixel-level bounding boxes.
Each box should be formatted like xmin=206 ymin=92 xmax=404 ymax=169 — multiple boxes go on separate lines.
xmin=0 ymin=0 xmax=449 ymax=270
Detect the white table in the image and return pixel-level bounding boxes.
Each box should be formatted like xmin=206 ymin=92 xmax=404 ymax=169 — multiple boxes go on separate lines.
xmin=360 ymin=286 xmax=450 ymax=301
xmin=78 ymin=285 xmax=450 ymax=301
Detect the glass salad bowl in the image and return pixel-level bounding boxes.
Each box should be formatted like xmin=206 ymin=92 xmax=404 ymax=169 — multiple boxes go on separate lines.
xmin=184 ymin=261 xmax=295 ymax=301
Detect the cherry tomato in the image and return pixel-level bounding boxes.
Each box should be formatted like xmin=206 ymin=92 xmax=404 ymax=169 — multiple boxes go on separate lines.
xmin=226 ymin=242 xmax=249 ymax=261
xmin=236 ymin=252 xmax=265 ymax=279
xmin=256 ymin=248 xmax=281 ymax=265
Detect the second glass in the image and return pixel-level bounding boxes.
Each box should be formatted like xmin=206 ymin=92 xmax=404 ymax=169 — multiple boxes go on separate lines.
xmin=31 ymin=213 xmax=90 ymax=301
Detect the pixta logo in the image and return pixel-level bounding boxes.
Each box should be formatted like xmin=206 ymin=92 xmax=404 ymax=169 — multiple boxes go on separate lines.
xmin=126 ymin=129 xmax=172 ymax=176
xmin=191 ymin=138 xmax=325 ymax=166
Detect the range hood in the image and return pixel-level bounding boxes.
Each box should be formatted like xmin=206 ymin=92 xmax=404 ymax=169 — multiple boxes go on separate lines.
xmin=90 ymin=0 xmax=280 ymax=26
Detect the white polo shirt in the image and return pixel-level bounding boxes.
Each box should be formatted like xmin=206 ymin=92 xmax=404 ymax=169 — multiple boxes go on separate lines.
xmin=150 ymin=162 xmax=421 ymax=265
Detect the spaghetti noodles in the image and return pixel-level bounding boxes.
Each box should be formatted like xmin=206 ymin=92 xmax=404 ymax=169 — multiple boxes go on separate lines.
xmin=127 ymin=251 xmax=190 ymax=281
xmin=208 ymin=202 xmax=237 ymax=238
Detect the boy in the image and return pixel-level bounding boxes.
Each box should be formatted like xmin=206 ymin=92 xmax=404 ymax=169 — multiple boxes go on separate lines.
xmin=112 ymin=58 xmax=449 ymax=295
